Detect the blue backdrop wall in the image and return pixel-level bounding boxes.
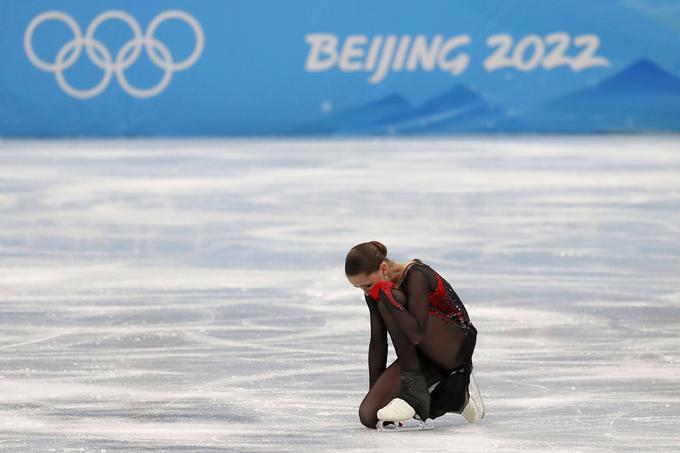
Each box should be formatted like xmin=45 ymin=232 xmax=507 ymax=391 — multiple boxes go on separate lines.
xmin=1 ymin=0 xmax=680 ymax=136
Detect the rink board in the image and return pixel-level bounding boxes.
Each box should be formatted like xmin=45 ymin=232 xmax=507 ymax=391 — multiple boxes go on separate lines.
xmin=1 ymin=1 xmax=680 ymax=136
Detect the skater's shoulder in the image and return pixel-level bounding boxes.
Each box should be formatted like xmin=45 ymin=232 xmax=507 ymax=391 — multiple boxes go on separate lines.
xmin=397 ymin=259 xmax=420 ymax=287
xmin=399 ymin=259 xmax=435 ymax=289
xmin=404 ymin=258 xmax=428 ymax=273
xmin=408 ymin=258 xmax=432 ymax=271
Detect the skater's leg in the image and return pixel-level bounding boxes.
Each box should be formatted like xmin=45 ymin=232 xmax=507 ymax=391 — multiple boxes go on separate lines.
xmin=358 ymin=360 xmax=400 ymax=428
xmin=358 ymin=358 xmax=444 ymax=429
xmin=418 ymin=315 xmax=465 ymax=369
xmin=375 ymin=300 xmax=422 ymax=370
xmin=383 ymin=301 xmax=479 ymax=419
xmin=427 ymin=324 xmax=480 ymax=419
xmin=373 ymin=297 xmax=434 ymax=420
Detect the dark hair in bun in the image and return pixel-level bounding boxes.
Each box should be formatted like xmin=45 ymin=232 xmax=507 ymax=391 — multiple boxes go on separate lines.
xmin=345 ymin=241 xmax=388 ymax=276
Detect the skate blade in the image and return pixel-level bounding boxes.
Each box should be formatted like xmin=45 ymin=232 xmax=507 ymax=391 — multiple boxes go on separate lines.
xmin=376 ymin=418 xmax=433 ymax=432
xmin=470 ymin=372 xmax=485 ymax=419
xmin=461 ymin=372 xmax=485 ymax=423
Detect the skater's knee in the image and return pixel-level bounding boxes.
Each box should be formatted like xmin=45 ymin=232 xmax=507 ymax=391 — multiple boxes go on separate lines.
xmin=359 ymin=413 xmax=377 ymax=429
xmin=358 ymin=404 xmax=378 ymax=429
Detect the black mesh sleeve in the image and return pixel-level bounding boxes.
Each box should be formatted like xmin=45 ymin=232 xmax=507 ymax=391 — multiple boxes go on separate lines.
xmin=374 ymin=272 xmax=431 ymax=345
xmin=365 ymin=295 xmax=387 ymax=389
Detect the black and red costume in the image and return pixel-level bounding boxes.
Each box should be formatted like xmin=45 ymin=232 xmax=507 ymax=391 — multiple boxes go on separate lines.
xmin=366 ymin=258 xmax=477 ymax=417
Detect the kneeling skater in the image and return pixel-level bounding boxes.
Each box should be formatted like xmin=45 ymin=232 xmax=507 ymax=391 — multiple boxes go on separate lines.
xmin=345 ymin=241 xmax=484 ymax=430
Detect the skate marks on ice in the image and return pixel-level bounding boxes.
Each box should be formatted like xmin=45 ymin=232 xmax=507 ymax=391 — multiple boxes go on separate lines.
xmin=0 ymin=284 xmax=364 ymax=451
xmin=0 ymin=137 xmax=679 ymax=451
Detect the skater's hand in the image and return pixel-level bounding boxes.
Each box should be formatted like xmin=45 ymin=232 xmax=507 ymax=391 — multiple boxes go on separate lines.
xmin=370 ymin=281 xmax=406 ymax=310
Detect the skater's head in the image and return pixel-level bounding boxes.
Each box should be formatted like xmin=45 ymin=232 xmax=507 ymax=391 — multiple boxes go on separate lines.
xmin=345 ymin=241 xmax=390 ymax=295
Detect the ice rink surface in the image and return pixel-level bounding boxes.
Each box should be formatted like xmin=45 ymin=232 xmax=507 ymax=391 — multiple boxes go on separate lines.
xmin=0 ymin=137 xmax=679 ymax=452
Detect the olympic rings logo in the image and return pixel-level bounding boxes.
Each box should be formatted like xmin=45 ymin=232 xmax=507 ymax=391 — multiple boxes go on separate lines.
xmin=24 ymin=10 xmax=204 ymax=99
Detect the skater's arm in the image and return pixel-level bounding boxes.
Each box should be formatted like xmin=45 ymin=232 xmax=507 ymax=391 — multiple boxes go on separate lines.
xmin=366 ymin=295 xmax=387 ymax=389
xmin=378 ymin=272 xmax=430 ymax=345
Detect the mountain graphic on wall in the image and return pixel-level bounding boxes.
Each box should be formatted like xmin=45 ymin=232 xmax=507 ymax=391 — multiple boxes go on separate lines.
xmin=371 ymin=85 xmax=509 ymax=134
xmin=289 ymin=94 xmax=413 ymax=135
xmin=503 ymin=59 xmax=680 ymax=132
xmin=290 ymin=58 xmax=680 ymax=135
xmin=289 ymin=85 xmax=507 ymax=135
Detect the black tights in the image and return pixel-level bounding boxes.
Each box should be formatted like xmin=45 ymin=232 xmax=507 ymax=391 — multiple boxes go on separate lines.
xmin=358 ymin=300 xmax=475 ymax=428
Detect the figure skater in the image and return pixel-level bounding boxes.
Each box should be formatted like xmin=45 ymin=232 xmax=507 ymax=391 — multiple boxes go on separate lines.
xmin=345 ymin=241 xmax=484 ymax=430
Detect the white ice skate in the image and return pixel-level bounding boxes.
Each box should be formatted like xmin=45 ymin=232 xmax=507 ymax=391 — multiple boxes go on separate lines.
xmin=376 ymin=398 xmax=432 ymax=432
xmin=460 ymin=371 xmax=485 ymax=423
xmin=377 ymin=397 xmax=415 ymax=422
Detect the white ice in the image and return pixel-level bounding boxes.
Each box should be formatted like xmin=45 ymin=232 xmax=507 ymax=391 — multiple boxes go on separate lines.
xmin=0 ymin=137 xmax=679 ymax=451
